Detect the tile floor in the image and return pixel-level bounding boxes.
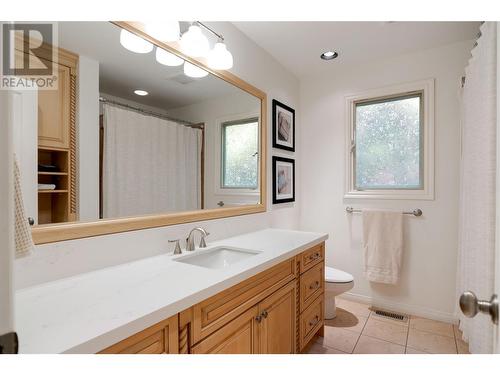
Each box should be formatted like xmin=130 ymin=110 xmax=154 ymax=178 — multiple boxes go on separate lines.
xmin=307 ymin=297 xmax=470 ymax=354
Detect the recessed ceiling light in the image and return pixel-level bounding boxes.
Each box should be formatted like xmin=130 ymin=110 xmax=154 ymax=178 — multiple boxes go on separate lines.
xmin=320 ymin=51 xmax=339 ymax=60
xmin=134 ymin=89 xmax=149 ymax=96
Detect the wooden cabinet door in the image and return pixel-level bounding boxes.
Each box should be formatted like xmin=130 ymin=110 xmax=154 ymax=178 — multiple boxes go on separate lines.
xmin=191 ymin=306 xmax=259 ymax=354
xmin=257 ymin=281 xmax=296 ymax=354
xmin=99 ymin=315 xmax=179 ymax=354
xmin=37 ymin=59 xmax=71 ymax=149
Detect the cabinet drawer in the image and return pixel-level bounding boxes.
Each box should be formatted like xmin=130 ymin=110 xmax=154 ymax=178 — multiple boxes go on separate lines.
xmin=191 ymin=257 xmax=297 ymax=343
xmin=299 ymin=243 xmax=324 ymax=274
xmin=299 ymin=262 xmax=324 ymax=312
xmin=99 ymin=315 xmax=178 ymax=354
xmin=299 ymin=294 xmax=324 ymax=351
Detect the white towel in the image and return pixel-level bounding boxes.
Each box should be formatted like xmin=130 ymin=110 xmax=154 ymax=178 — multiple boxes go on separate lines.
xmin=38 ymin=183 xmax=56 ymax=190
xmin=362 ymin=209 xmax=403 ymax=284
xmin=14 ymin=156 xmax=34 ymax=258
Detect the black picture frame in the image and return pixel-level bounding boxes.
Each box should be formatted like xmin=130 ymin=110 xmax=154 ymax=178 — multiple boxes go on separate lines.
xmin=272 ymin=156 xmax=295 ymax=204
xmin=272 ymin=99 xmax=295 ymax=152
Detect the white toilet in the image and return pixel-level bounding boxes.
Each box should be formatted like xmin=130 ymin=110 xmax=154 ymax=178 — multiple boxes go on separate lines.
xmin=325 ymin=266 xmax=354 ymax=319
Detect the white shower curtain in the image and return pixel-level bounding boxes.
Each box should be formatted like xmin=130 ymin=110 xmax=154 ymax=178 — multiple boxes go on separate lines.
xmin=103 ymin=104 xmax=202 ymax=218
xmin=457 ymin=22 xmax=497 ymax=354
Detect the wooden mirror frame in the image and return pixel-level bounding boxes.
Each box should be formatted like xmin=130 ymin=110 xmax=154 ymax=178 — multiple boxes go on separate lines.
xmin=31 ymin=21 xmax=267 ymax=244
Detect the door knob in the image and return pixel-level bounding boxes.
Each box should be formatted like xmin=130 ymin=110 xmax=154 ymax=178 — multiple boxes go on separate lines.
xmin=459 ymin=291 xmax=498 ymax=325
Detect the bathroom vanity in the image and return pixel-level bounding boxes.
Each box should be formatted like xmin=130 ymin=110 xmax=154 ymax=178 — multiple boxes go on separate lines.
xmin=15 ymin=230 xmax=327 ymax=354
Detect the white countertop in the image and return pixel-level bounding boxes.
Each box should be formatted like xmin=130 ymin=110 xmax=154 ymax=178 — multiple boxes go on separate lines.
xmin=15 ymin=229 xmax=327 ymax=353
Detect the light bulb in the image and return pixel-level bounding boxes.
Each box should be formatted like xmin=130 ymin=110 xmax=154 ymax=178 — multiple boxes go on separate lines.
xmin=120 ymin=29 xmax=153 ymax=54
xmin=183 ymin=62 xmax=208 ymax=78
xmin=156 ymin=48 xmax=184 ymax=66
xmin=180 ymin=25 xmax=209 ymax=57
xmin=134 ymin=90 xmax=148 ymax=96
xmin=145 ymin=21 xmax=180 ymax=42
xmin=207 ymin=42 xmax=234 ymax=70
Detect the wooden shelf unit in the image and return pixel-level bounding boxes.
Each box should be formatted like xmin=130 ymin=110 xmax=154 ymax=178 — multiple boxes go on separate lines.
xmin=37 ymin=147 xmax=71 ymax=224
xmin=16 ymin=38 xmax=79 ymax=225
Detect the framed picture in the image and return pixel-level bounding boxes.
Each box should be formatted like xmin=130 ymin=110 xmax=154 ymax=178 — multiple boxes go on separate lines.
xmin=272 ymin=99 xmax=295 ymax=152
xmin=272 ymin=156 xmax=295 ymax=204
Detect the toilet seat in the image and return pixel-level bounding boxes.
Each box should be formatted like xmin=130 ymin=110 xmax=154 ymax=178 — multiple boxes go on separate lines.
xmin=325 ymin=267 xmax=354 ymax=283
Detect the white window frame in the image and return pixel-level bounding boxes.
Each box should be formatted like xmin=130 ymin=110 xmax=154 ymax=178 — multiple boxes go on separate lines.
xmin=214 ymin=112 xmax=261 ymax=197
xmin=344 ymin=79 xmax=435 ymax=200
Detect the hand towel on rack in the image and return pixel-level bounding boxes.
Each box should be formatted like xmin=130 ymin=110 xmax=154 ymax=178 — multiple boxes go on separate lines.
xmin=14 ymin=156 xmax=34 ymax=258
xmin=362 ymin=209 xmax=403 ymax=284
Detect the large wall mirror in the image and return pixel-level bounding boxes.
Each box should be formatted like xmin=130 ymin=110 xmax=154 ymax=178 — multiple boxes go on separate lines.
xmin=13 ymin=21 xmax=266 ymax=243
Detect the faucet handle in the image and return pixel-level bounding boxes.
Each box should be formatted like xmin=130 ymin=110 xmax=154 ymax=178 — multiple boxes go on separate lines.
xmin=199 ymin=232 xmax=209 ymax=248
xmin=168 ymin=239 xmax=182 ymax=255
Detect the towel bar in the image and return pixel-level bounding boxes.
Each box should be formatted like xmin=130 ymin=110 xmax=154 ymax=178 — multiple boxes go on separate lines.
xmin=345 ymin=206 xmax=423 ymax=217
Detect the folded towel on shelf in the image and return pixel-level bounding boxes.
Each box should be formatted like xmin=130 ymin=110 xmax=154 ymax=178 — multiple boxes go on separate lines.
xmin=38 ymin=163 xmax=59 ymax=172
xmin=38 ymin=183 xmax=56 ymax=191
xmin=14 ymin=156 xmax=34 ymax=258
xmin=362 ymin=209 xmax=403 ymax=284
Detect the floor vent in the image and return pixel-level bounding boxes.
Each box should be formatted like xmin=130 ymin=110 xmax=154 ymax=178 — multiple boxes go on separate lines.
xmin=372 ymin=308 xmax=408 ymax=322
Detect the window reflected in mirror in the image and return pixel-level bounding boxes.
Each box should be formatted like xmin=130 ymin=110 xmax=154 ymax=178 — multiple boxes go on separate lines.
xmin=222 ymin=117 xmax=259 ymax=190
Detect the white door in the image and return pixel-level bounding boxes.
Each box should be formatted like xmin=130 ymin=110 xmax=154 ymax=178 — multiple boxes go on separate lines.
xmin=0 ymin=90 xmax=15 ymax=353
xmin=0 ymin=81 xmax=37 ymax=353
xmin=495 ymin=22 xmax=500 ymax=354
xmin=11 ymin=84 xmax=38 ymax=223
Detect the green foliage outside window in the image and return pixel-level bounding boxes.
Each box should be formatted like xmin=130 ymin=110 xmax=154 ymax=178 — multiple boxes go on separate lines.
xmin=355 ymin=94 xmax=422 ymax=189
xmin=222 ymin=119 xmax=259 ymax=189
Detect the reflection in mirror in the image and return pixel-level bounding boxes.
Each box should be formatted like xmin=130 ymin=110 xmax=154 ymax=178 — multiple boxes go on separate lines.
xmin=13 ymin=22 xmax=261 ymax=226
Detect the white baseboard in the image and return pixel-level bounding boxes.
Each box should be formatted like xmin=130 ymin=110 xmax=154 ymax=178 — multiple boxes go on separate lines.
xmin=341 ymin=292 xmax=459 ymax=324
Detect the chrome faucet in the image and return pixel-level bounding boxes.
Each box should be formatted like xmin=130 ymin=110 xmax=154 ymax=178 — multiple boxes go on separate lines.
xmin=186 ymin=227 xmax=209 ymax=251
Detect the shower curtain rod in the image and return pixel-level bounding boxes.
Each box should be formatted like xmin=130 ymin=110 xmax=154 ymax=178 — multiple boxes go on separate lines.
xmin=99 ymin=97 xmax=200 ymax=127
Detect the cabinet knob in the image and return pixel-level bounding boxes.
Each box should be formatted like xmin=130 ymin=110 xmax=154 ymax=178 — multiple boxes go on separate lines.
xmin=261 ymin=310 xmax=268 ymax=319
xmin=309 ymin=253 xmax=321 ymax=261
xmin=255 ymin=315 xmax=262 ymax=323
xmin=309 ymin=315 xmax=320 ymax=326
xmin=309 ymin=281 xmax=320 ymax=290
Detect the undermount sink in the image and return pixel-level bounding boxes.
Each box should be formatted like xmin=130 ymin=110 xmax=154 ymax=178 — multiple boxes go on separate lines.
xmin=173 ymin=246 xmax=261 ymax=269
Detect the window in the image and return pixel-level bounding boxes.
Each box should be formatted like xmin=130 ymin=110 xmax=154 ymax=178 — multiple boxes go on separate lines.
xmin=355 ymin=93 xmax=422 ymax=190
xmin=345 ymin=80 xmax=434 ymax=200
xmin=221 ymin=117 xmax=259 ymax=189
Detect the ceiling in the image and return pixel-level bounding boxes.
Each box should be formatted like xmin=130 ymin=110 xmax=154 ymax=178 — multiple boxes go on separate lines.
xmin=233 ymin=22 xmax=481 ymax=79
xmin=58 ymin=22 xmax=242 ymax=109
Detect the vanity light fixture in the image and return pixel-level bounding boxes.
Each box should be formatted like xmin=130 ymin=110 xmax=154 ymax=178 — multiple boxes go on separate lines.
xmin=183 ymin=61 xmax=209 ymax=78
xmin=320 ymin=51 xmax=339 ymax=60
xmin=156 ymin=48 xmax=184 ymax=67
xmin=134 ymin=89 xmax=149 ymax=96
xmin=179 ymin=23 xmax=210 ymax=57
xmin=207 ymin=40 xmax=234 ymax=70
xmin=144 ymin=21 xmax=180 ymax=42
xmin=120 ymin=29 xmax=153 ymax=54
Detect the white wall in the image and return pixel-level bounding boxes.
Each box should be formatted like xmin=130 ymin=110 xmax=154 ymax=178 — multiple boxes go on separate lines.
xmin=299 ymin=40 xmax=472 ymax=321
xmin=15 ymin=22 xmax=300 ymax=289
xmin=77 ymin=56 xmax=100 ymax=221
xmin=169 ymin=91 xmax=261 ymax=209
